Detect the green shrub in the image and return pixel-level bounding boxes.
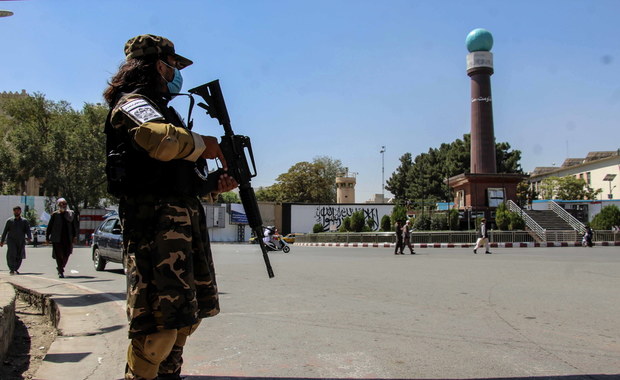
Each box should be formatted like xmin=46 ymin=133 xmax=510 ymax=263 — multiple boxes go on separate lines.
xmin=312 ymin=223 xmax=324 ymax=233
xmin=413 ymin=214 xmax=431 ymax=231
xmin=350 ymin=210 xmax=366 ymax=232
xmin=391 ymin=204 xmax=407 ymax=224
xmin=366 ymin=218 xmax=375 ymax=231
xmin=380 ymin=215 xmax=391 ymax=231
xmin=495 ymin=203 xmax=510 ymax=230
xmin=430 ymin=212 xmax=448 ymax=231
xmin=508 ymin=212 xmax=525 ymax=230
xmin=339 ymin=217 xmax=352 ymax=232
xmin=448 ymin=209 xmax=460 ymax=230
xmin=590 ymin=205 xmax=620 ymax=230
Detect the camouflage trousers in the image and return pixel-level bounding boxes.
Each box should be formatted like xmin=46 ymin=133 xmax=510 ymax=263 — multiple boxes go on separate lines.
xmin=125 ymin=321 xmax=200 ymax=380
xmin=119 ymin=195 xmax=220 ymax=378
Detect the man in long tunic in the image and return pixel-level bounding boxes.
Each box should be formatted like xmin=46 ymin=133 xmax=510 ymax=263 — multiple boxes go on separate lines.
xmin=1 ymin=206 xmax=32 ymax=275
xmin=46 ymin=198 xmax=80 ymax=278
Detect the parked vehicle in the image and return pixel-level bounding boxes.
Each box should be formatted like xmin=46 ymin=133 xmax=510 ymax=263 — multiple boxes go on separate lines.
xmin=29 ymin=227 xmax=46 ymax=246
xmin=91 ymin=215 xmax=124 ymax=271
xmin=282 ymin=233 xmax=303 ymax=244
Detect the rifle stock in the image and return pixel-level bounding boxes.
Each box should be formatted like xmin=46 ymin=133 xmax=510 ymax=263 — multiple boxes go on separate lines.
xmin=189 ymin=80 xmax=274 ymax=278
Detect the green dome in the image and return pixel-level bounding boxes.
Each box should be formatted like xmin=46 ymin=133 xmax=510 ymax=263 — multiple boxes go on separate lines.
xmin=466 ymin=28 xmax=493 ymax=52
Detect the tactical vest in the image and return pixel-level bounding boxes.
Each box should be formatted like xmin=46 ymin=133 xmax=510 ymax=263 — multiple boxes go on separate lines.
xmin=105 ymin=90 xmax=207 ymax=197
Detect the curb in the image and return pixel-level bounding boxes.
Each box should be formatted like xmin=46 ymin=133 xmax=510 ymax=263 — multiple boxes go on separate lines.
xmin=0 ymin=282 xmax=16 ymax=363
xmin=296 ymin=241 xmax=620 ymax=248
xmin=0 ymin=275 xmax=126 ymax=380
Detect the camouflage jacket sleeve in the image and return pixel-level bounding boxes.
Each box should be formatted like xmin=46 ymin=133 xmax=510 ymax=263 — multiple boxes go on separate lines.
xmin=110 ymin=94 xmax=206 ymax=162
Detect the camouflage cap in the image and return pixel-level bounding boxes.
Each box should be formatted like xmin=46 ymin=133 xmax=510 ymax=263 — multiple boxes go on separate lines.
xmin=124 ymin=34 xmax=193 ymax=69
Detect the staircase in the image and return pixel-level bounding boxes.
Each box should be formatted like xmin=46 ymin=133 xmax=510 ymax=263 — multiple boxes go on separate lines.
xmin=523 ymin=210 xmax=574 ymax=230
xmin=507 ymin=200 xmax=585 ymax=242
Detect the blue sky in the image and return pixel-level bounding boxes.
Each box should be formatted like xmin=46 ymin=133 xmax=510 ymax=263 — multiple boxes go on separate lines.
xmin=1 ymin=0 xmax=619 ymax=202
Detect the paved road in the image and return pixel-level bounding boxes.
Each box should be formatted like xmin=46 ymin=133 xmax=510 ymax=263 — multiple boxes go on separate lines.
xmin=3 ymin=244 xmax=620 ymax=379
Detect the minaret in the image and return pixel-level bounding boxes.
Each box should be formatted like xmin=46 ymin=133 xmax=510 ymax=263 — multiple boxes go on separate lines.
xmin=448 ymin=28 xmax=527 ymax=223
xmin=466 ymin=28 xmax=496 ymax=174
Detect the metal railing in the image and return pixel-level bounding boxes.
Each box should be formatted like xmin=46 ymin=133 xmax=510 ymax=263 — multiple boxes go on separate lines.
xmin=506 ymin=200 xmax=546 ymax=242
xmin=295 ymin=229 xmax=617 ymax=244
xmin=298 ymin=230 xmax=539 ymax=244
xmin=594 ymin=231 xmax=620 ymax=242
xmin=548 ymin=201 xmax=586 ymax=235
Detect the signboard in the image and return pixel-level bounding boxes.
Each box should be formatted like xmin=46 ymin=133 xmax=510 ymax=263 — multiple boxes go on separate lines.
xmin=487 ymin=188 xmax=505 ymax=208
xmin=466 ymin=51 xmax=493 ymax=70
xmin=230 ymin=203 xmax=249 ymax=224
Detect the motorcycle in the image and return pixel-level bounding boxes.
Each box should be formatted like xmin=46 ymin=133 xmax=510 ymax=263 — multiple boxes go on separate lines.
xmin=264 ymin=234 xmax=291 ymax=253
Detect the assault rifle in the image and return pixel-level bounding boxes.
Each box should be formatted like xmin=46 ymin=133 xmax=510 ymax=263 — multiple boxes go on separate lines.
xmin=189 ymin=80 xmax=274 ymax=278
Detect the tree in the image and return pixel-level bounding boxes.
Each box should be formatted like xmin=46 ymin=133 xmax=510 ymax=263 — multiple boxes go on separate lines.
xmin=272 ymin=161 xmax=334 ymax=203
xmin=313 ymin=223 xmax=324 ymax=233
xmin=448 ymin=209 xmax=459 ymax=230
xmin=255 ymin=185 xmax=281 ymax=202
xmin=508 ymin=212 xmax=525 ymax=230
xmin=380 ymin=214 xmax=391 ymax=231
xmin=387 ymin=134 xmax=523 ymax=204
xmin=413 ymin=214 xmax=431 ymax=231
xmin=516 ymin=180 xmax=537 ymax=207
xmin=0 ymin=93 xmax=108 ymax=213
xmin=540 ymin=176 xmax=602 ymax=200
xmin=366 ymin=218 xmax=375 ymax=231
xmin=495 ymin=203 xmax=510 ymax=230
xmin=23 ymin=208 xmax=39 ymax=228
xmin=350 ymin=210 xmax=365 ymax=232
xmin=391 ymin=204 xmax=407 ymax=224
xmin=339 ymin=216 xmax=352 ymax=232
xmin=590 ymin=205 xmax=620 ymax=230
xmin=254 ymin=156 xmax=343 ymax=203
xmin=217 ymin=191 xmax=240 ymax=203
xmin=385 ymin=153 xmax=412 ymax=200
xmin=313 ymin=156 xmax=345 ymax=202
xmin=430 ymin=212 xmax=448 ymax=231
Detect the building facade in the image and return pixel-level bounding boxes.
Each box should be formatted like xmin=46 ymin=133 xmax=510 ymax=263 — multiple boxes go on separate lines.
xmin=529 ymin=151 xmax=620 ymax=201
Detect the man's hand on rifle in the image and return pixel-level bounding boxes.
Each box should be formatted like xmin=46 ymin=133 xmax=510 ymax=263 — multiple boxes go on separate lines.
xmin=199 ymin=135 xmax=238 ymax=196
xmin=200 ymin=136 xmax=227 ymax=169
xmin=217 ymin=173 xmax=238 ymax=193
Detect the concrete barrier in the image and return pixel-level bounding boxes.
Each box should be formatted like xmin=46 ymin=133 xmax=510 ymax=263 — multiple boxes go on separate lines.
xmin=0 ymin=282 xmax=16 ymax=363
xmin=0 ymin=281 xmax=60 ymax=364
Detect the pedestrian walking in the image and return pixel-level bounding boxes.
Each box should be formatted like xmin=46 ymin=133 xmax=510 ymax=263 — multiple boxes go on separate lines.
xmin=401 ymin=220 xmax=415 ymax=254
xmin=394 ymin=220 xmax=404 ymax=255
xmin=46 ymin=198 xmax=79 ymax=278
xmin=473 ymin=217 xmax=491 ymax=254
xmin=583 ymin=225 xmax=593 ymax=247
xmin=103 ymin=34 xmax=237 ymax=380
xmin=1 ymin=206 xmax=32 ymax=275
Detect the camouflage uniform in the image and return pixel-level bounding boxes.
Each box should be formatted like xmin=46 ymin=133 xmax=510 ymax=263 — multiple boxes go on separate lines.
xmin=106 ymin=34 xmax=219 ymax=380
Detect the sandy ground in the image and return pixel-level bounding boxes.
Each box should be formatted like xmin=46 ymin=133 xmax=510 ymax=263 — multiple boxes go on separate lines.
xmin=0 ymin=296 xmax=57 ymax=380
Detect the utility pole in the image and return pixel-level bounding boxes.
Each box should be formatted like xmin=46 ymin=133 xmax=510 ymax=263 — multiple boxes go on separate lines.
xmin=380 ymin=146 xmax=385 ymax=202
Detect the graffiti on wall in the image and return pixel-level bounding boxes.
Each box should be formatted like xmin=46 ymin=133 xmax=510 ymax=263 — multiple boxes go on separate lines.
xmin=314 ymin=206 xmax=381 ymax=231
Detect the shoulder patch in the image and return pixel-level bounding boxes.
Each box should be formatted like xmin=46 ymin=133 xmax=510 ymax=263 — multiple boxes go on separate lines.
xmin=120 ymin=98 xmax=164 ymax=124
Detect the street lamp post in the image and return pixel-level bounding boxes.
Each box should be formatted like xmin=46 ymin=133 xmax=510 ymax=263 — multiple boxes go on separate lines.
xmin=603 ymin=174 xmax=617 ymax=199
xmin=380 ymin=146 xmax=385 ymax=202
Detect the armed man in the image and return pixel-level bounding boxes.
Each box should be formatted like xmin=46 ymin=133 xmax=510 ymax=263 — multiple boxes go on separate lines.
xmin=103 ymin=34 xmax=237 ymax=380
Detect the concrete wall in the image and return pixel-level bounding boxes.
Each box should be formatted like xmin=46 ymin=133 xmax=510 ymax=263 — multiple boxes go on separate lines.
xmin=289 ymin=203 xmax=394 ymax=233
xmin=0 ymin=195 xmax=48 ymax=227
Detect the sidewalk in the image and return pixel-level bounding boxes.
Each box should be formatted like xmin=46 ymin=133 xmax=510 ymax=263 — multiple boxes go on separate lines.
xmin=0 ymin=273 xmax=126 ymax=380
xmin=297 ymin=241 xmax=620 ymax=248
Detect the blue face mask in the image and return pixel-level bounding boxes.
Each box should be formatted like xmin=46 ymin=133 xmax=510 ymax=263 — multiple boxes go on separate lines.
xmin=167 ymin=68 xmax=183 ymax=94
xmin=160 ymin=60 xmax=183 ymax=94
